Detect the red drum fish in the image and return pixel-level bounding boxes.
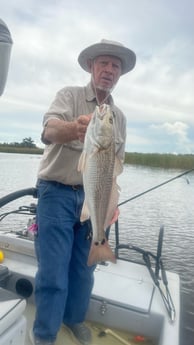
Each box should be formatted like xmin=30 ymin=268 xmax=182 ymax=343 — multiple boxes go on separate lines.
xmin=78 ymin=104 xmax=123 ymax=266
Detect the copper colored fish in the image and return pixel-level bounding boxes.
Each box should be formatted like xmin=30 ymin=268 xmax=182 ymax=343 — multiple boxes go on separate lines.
xmin=78 ymin=104 xmax=123 ymax=266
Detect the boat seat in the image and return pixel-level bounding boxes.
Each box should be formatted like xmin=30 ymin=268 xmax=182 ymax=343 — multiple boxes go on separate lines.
xmin=0 ymin=287 xmax=26 ymax=344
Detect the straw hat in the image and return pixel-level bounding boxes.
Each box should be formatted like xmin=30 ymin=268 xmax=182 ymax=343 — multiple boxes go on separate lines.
xmin=78 ymin=39 xmax=136 ymax=75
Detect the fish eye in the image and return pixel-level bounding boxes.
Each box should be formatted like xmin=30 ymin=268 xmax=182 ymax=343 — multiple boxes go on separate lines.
xmin=109 ymin=117 xmax=113 ymax=124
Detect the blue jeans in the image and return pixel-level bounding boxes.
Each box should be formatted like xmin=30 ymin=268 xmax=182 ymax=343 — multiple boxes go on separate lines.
xmin=33 ymin=180 xmax=95 ymax=342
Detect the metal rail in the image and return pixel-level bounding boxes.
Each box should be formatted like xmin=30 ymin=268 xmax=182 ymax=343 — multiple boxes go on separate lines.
xmin=0 ymin=188 xmax=37 ymax=208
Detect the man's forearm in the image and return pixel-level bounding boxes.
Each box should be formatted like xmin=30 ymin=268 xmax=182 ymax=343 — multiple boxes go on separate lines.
xmin=41 ymin=114 xmax=92 ymax=145
xmin=42 ymin=119 xmax=78 ymax=144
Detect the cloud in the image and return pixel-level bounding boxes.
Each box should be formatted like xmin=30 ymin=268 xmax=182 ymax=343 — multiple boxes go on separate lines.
xmin=114 ymin=43 xmax=194 ymax=126
xmin=158 ymin=122 xmax=189 ymax=136
xmin=0 ymin=0 xmax=193 ymax=153
xmin=150 ymin=122 xmax=194 ymax=153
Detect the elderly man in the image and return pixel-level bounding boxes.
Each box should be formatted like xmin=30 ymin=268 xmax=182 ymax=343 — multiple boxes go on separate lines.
xmin=31 ymin=39 xmax=136 ymax=345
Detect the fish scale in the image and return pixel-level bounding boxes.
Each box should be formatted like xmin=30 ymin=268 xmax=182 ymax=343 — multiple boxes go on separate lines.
xmin=84 ymin=143 xmax=115 ymax=243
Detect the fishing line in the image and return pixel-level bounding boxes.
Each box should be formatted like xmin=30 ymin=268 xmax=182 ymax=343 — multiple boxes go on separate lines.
xmin=118 ymin=167 xmax=194 ymax=207
xmin=91 ymin=62 xmax=114 ymax=106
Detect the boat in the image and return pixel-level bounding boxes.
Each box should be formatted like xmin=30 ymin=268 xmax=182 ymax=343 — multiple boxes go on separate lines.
xmin=0 ymin=187 xmax=180 ymax=345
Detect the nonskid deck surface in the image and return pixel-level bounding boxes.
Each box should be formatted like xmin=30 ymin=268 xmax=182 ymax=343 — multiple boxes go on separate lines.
xmin=24 ymin=303 xmax=156 ymax=345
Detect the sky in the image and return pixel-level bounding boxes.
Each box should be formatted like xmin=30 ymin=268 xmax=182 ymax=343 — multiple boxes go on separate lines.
xmin=0 ymin=0 xmax=194 ymax=153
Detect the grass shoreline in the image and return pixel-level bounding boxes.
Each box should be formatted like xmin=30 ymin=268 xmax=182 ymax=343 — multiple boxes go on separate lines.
xmin=124 ymin=152 xmax=194 ymax=170
xmin=0 ymin=147 xmax=194 ymax=170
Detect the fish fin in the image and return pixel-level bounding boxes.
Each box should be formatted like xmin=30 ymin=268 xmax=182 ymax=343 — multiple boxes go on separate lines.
xmin=87 ymin=240 xmax=116 ymax=266
xmin=104 ymin=177 xmax=120 ymax=229
xmin=77 ymin=151 xmax=88 ymax=173
xmin=80 ymin=200 xmax=90 ymax=222
xmin=109 ymin=207 xmax=120 ymax=225
xmin=113 ymin=156 xmax=123 ymax=177
xmin=103 ymin=157 xmax=122 ymax=229
xmin=78 ymin=148 xmax=99 ymax=173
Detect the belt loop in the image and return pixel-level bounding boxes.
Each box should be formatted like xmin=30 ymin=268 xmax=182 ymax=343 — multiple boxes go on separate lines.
xmin=72 ymin=185 xmax=82 ymax=191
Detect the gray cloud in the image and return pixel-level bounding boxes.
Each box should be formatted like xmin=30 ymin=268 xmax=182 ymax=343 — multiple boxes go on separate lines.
xmin=0 ymin=0 xmax=193 ymax=152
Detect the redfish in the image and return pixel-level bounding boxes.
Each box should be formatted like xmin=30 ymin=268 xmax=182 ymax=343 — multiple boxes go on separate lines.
xmin=78 ymin=104 xmax=123 ymax=266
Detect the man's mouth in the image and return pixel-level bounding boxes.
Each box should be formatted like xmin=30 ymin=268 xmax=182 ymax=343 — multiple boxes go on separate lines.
xmin=101 ymin=76 xmax=113 ymax=83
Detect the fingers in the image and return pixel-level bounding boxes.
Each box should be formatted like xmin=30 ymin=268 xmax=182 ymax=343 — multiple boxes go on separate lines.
xmin=77 ymin=114 xmax=92 ymax=142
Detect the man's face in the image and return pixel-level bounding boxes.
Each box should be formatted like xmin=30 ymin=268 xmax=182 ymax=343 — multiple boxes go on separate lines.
xmin=90 ymin=55 xmax=122 ymax=92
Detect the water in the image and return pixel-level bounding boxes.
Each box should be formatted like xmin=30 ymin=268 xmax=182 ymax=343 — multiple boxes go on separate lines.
xmin=0 ymin=152 xmax=194 ymax=345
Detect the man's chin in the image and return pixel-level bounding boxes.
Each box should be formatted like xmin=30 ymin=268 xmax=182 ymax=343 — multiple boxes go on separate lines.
xmin=95 ymin=85 xmax=112 ymax=92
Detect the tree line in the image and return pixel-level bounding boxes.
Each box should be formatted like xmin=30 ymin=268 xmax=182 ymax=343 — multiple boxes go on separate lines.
xmin=0 ymin=137 xmax=37 ymax=148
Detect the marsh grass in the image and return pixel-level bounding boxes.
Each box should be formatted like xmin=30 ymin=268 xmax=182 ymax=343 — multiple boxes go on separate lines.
xmin=125 ymin=152 xmax=194 ymax=169
xmin=0 ymin=146 xmax=43 ymax=155
xmin=0 ymin=146 xmax=194 ymax=169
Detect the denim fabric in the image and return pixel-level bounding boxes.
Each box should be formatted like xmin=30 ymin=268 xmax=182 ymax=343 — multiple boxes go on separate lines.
xmin=33 ymin=180 xmax=95 ymax=342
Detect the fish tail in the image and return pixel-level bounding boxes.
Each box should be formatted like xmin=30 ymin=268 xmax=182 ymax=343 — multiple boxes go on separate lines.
xmin=87 ymin=240 xmax=116 ymax=266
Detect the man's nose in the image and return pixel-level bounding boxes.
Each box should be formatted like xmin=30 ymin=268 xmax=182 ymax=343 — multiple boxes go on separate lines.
xmin=104 ymin=63 xmax=114 ymax=73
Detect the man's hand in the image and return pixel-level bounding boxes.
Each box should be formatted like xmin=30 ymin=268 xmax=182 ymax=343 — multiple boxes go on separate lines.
xmin=76 ymin=114 xmax=92 ymax=142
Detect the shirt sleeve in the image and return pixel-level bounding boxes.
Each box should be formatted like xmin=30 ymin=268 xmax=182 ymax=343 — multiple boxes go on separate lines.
xmin=42 ymin=87 xmax=75 ymax=127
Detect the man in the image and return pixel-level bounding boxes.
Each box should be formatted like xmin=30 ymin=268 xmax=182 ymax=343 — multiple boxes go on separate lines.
xmin=0 ymin=18 xmax=13 ymax=96
xmin=31 ymin=39 xmax=136 ymax=345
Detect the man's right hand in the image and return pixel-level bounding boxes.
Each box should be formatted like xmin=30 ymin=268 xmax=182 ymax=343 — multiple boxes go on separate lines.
xmin=76 ymin=114 xmax=92 ymax=142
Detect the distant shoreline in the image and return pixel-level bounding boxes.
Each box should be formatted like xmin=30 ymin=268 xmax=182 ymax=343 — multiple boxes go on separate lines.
xmin=0 ymin=147 xmax=43 ymax=155
xmin=124 ymin=152 xmax=194 ymax=170
xmin=0 ymin=147 xmax=194 ymax=170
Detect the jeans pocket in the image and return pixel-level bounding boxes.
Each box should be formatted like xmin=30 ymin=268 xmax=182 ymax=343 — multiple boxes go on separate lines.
xmin=37 ymin=180 xmax=54 ymax=198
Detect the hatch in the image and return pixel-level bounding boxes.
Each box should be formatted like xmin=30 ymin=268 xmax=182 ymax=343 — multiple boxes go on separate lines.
xmin=92 ymin=259 xmax=155 ymax=314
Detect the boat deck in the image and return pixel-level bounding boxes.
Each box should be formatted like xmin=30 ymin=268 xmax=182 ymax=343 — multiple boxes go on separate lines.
xmin=24 ymin=302 xmax=156 ymax=345
xmin=0 ymin=233 xmax=180 ymax=345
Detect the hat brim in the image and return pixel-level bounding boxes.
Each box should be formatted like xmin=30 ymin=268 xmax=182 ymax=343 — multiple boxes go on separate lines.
xmin=78 ymin=42 xmax=136 ymax=75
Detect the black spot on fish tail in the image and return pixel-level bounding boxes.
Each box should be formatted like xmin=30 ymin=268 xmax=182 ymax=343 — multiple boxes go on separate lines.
xmin=87 ymin=239 xmax=116 ymax=266
xmin=94 ymin=238 xmax=106 ymax=246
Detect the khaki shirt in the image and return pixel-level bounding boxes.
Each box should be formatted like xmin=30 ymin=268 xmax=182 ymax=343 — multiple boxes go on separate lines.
xmin=38 ymin=83 xmax=126 ymax=185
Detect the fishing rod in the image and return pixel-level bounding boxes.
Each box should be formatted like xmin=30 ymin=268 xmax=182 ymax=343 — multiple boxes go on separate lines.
xmin=118 ymin=167 xmax=194 ymax=207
